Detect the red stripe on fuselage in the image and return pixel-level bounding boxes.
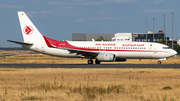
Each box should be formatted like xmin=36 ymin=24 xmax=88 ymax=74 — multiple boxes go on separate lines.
xmin=44 ymin=36 xmax=165 ymax=53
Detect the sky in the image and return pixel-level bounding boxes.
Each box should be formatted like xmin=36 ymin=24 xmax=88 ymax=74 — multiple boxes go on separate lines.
xmin=0 ymin=0 xmax=180 ymax=47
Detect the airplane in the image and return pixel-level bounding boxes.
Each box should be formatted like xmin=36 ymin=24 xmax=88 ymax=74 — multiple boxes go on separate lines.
xmin=7 ymin=11 xmax=177 ymax=64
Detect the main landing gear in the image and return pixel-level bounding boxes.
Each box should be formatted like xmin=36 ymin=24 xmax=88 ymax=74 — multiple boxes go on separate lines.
xmin=87 ymin=59 xmax=101 ymax=64
xmin=158 ymin=61 xmax=161 ymax=65
xmin=87 ymin=60 xmax=93 ymax=64
xmin=95 ymin=59 xmax=101 ymax=64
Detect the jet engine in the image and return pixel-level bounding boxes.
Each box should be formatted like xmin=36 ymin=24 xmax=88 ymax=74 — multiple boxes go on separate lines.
xmin=97 ymin=53 xmax=116 ymax=61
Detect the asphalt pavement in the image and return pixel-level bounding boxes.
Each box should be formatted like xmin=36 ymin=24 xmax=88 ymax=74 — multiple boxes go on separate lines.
xmin=0 ymin=64 xmax=179 ymax=68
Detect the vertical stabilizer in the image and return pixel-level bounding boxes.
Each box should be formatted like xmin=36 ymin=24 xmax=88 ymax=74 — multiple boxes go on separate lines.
xmin=18 ymin=11 xmax=45 ymax=44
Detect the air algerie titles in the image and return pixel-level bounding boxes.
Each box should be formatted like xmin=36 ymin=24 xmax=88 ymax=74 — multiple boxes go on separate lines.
xmin=95 ymin=43 xmax=145 ymax=47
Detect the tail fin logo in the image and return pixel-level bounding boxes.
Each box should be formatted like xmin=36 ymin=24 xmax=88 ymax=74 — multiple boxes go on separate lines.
xmin=23 ymin=26 xmax=34 ymax=35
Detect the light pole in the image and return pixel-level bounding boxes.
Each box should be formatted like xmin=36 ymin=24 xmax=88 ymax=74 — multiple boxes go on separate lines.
xmin=153 ymin=18 xmax=155 ymax=42
xmin=164 ymin=15 xmax=165 ymax=38
xmin=146 ymin=19 xmax=147 ymax=42
xmin=164 ymin=15 xmax=167 ymax=45
xmin=172 ymin=12 xmax=174 ymax=49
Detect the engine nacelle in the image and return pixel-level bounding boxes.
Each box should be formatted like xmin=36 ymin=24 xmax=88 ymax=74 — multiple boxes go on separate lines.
xmin=97 ymin=53 xmax=116 ymax=62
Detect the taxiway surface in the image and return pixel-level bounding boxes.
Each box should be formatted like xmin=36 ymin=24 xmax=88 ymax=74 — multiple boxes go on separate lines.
xmin=0 ymin=64 xmax=179 ymax=68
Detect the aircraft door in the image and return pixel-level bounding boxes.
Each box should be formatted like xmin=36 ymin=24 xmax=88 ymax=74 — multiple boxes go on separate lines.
xmin=153 ymin=44 xmax=158 ymax=55
xmin=41 ymin=44 xmax=45 ymax=52
xmin=153 ymin=45 xmax=158 ymax=50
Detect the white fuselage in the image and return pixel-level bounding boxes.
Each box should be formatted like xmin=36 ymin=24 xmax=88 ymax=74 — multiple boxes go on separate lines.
xmin=13 ymin=11 xmax=177 ymax=64
xmin=23 ymin=41 xmax=177 ymax=59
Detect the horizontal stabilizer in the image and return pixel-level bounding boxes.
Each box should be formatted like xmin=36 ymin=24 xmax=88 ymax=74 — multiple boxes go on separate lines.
xmin=7 ymin=40 xmax=33 ymax=45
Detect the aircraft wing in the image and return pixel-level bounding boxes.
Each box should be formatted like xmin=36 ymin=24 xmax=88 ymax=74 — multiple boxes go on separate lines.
xmin=59 ymin=47 xmax=99 ymax=58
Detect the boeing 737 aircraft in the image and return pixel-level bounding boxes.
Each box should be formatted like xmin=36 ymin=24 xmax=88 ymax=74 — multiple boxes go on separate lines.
xmin=7 ymin=11 xmax=177 ymax=64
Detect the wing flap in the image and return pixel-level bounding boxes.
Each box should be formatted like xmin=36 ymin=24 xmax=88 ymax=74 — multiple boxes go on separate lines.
xmin=58 ymin=47 xmax=99 ymax=57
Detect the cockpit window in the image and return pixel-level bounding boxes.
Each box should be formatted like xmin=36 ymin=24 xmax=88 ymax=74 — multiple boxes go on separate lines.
xmin=163 ymin=47 xmax=171 ymax=49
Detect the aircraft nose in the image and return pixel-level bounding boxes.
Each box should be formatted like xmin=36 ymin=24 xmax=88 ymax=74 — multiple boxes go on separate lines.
xmin=172 ymin=50 xmax=177 ymax=56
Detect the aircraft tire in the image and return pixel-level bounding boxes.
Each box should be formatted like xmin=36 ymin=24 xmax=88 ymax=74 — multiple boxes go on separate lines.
xmin=95 ymin=59 xmax=101 ymax=64
xmin=158 ymin=61 xmax=161 ymax=65
xmin=88 ymin=60 xmax=93 ymax=64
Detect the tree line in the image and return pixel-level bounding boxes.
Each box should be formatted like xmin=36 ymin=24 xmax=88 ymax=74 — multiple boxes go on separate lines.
xmin=159 ymin=40 xmax=180 ymax=54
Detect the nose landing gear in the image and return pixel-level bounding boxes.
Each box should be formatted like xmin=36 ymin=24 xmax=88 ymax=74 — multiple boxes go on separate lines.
xmin=158 ymin=61 xmax=161 ymax=65
xmin=158 ymin=58 xmax=166 ymax=65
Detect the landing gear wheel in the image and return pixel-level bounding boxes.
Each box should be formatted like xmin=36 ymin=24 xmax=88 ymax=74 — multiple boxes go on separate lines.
xmin=158 ymin=61 xmax=161 ymax=65
xmin=87 ymin=60 xmax=93 ymax=64
xmin=95 ymin=59 xmax=101 ymax=64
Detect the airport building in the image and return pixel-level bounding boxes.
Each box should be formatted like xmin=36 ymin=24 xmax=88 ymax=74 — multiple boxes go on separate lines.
xmin=72 ymin=33 xmax=114 ymax=41
xmin=72 ymin=30 xmax=177 ymax=45
xmin=133 ymin=30 xmax=165 ymax=42
xmin=177 ymin=39 xmax=180 ymax=45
